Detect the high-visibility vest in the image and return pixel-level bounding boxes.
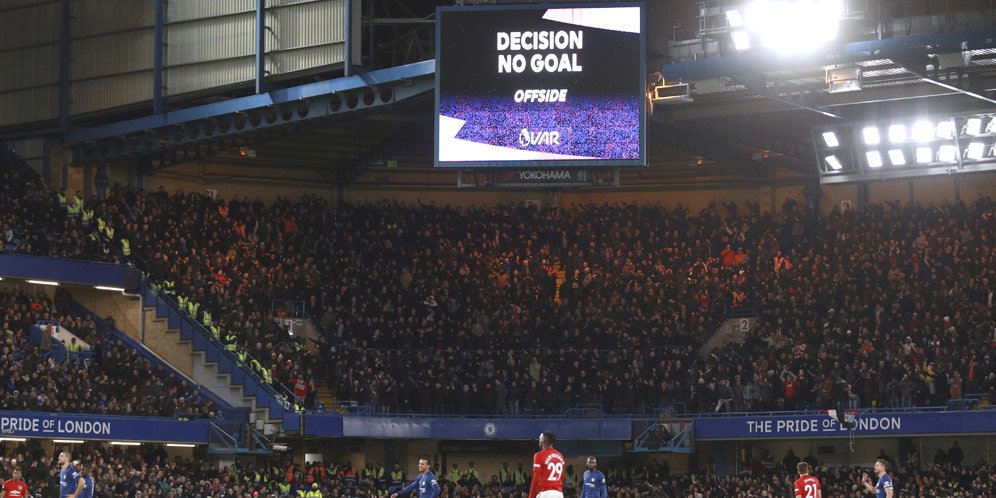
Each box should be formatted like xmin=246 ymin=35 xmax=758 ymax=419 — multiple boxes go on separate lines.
xmin=103 ymin=225 xmax=114 ymax=240
xmin=57 ymin=192 xmax=67 ymax=208
xmin=96 ymin=218 xmax=106 ymax=233
xmin=82 ymin=209 xmax=94 ymax=228
xmin=391 ymin=470 xmax=403 ymax=484
xmin=210 ymin=324 xmax=221 ymax=339
xmin=513 ymin=470 xmax=526 ymax=486
xmin=67 ymin=201 xmax=81 ymax=217
xmin=306 ymin=490 xmax=322 ymax=498
xmin=177 ymin=295 xmax=188 ymax=311
xmin=499 ymin=468 xmax=511 ymax=483
xmin=121 ymin=239 xmax=131 ymax=256
xmin=225 ymin=334 xmax=238 ymax=352
xmin=75 ymin=195 xmax=84 ymax=211
xmin=277 ymin=483 xmax=290 ymax=494
xmin=203 ymin=310 xmax=213 ymax=326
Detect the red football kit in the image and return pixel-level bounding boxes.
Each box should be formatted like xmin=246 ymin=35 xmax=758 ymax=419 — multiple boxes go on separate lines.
xmin=529 ymin=448 xmax=565 ymax=498
xmin=2 ymin=480 xmax=28 ymax=498
xmin=794 ymin=475 xmax=822 ymax=498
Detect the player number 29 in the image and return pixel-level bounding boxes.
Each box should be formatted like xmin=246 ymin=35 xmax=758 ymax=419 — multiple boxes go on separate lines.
xmin=546 ymin=462 xmax=564 ymax=481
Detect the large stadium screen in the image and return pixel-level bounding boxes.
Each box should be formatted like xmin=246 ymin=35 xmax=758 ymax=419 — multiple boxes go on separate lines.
xmin=435 ymin=3 xmax=646 ymax=169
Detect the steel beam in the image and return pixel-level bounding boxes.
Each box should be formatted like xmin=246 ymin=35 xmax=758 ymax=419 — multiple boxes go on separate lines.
xmin=65 ymin=60 xmax=434 ymax=145
xmin=153 ymin=0 xmax=165 ymax=113
xmin=256 ymin=0 xmax=266 ymax=94
xmin=890 ymin=54 xmax=996 ymax=105
xmin=662 ymin=27 xmax=996 ymax=82
xmin=58 ymin=0 xmax=71 ymax=132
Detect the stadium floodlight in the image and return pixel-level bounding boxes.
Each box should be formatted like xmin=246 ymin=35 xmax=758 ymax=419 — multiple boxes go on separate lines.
xmin=744 ymin=0 xmax=843 ymax=53
xmin=936 ymin=120 xmax=955 ymax=139
xmin=862 ymin=126 xmax=880 ymax=145
xmin=822 ymin=131 xmax=839 ymax=148
xmin=167 ymin=443 xmax=197 ymax=448
xmin=915 ymin=147 xmax=933 ymax=164
xmin=912 ymin=121 xmax=934 ymax=143
xmin=53 ymin=439 xmax=85 ymax=444
xmin=965 ymin=142 xmax=985 ymax=160
xmin=825 ymin=155 xmax=843 ymax=170
xmin=27 ymin=280 xmax=59 ymax=286
xmin=866 ymin=151 xmax=883 ymax=168
xmin=888 ymin=149 xmax=906 ymax=166
xmin=731 ymin=31 xmax=751 ymax=50
xmin=987 ymin=117 xmax=996 ymax=134
xmin=965 ymin=118 xmax=983 ymax=136
xmin=938 ymin=144 xmax=958 ymax=163
xmin=888 ymin=124 xmax=906 ymax=143
xmin=726 ymin=9 xmax=745 ymax=27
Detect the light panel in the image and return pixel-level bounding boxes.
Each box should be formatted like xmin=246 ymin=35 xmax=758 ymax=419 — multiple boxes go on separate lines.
xmin=915 ymin=147 xmax=932 ymax=164
xmin=912 ymin=121 xmax=934 ymax=143
xmin=888 ymin=124 xmax=906 ymax=143
xmin=965 ymin=118 xmax=983 ymax=136
xmin=731 ymin=31 xmax=751 ymax=50
xmin=726 ymin=9 xmax=744 ymax=27
xmin=866 ymin=151 xmax=883 ymax=168
xmin=888 ymin=149 xmax=906 ymax=165
xmin=825 ymin=155 xmax=843 ymax=170
xmin=938 ymin=145 xmax=957 ymax=163
xmin=966 ymin=142 xmax=985 ymax=160
xmin=822 ymin=131 xmax=839 ymax=148
xmin=936 ymin=120 xmax=955 ymax=139
xmin=862 ymin=127 xmax=880 ymax=145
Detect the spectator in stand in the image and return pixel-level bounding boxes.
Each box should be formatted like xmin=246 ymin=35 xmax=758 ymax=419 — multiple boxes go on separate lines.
xmin=2 ymin=144 xmax=995 ymax=416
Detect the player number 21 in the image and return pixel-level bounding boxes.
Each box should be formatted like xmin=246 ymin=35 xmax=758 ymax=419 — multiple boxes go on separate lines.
xmin=804 ymin=484 xmax=818 ymax=498
xmin=546 ymin=462 xmax=564 ymax=481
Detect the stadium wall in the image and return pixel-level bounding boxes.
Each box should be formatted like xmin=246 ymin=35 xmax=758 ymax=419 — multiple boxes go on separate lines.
xmin=91 ymin=161 xmax=996 ymax=209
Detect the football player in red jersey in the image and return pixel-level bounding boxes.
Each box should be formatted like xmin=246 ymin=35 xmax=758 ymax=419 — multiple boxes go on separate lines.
xmin=794 ymin=462 xmax=822 ymax=498
xmin=1 ymin=468 xmax=28 ymax=498
xmin=529 ymin=432 xmax=565 ymax=498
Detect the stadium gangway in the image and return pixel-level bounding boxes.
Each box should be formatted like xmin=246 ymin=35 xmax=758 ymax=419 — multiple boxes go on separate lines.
xmin=632 ymin=420 xmax=694 ymax=454
xmin=143 ymin=284 xmax=301 ymax=431
xmin=207 ymin=421 xmax=272 ymax=455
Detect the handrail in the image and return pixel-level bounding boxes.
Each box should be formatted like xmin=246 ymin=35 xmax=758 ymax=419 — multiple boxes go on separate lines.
xmin=318 ymin=402 xmax=996 ymax=419
xmin=147 ymin=284 xmax=297 ymax=406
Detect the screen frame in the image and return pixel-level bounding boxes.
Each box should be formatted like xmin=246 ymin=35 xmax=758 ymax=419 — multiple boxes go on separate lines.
xmin=434 ymin=2 xmax=647 ymax=169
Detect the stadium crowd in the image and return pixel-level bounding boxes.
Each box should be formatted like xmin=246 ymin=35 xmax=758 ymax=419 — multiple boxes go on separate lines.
xmin=0 ymin=287 xmax=218 ymax=418
xmin=1 ymin=440 xmax=993 ymax=498
xmin=2 ymin=144 xmax=995 ymax=416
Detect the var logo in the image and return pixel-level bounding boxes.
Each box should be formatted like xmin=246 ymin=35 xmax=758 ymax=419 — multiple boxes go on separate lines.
xmin=518 ymin=128 xmax=561 ymax=146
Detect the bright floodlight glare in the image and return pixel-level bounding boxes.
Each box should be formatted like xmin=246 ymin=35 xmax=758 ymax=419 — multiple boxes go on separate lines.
xmin=938 ymin=145 xmax=957 ymax=162
xmin=936 ymin=120 xmax=955 ymax=139
xmin=888 ymin=149 xmax=906 ymax=165
xmin=731 ymin=31 xmax=751 ymax=50
xmin=866 ymin=151 xmax=883 ymax=168
xmin=912 ymin=121 xmax=934 ymax=143
xmin=822 ymin=131 xmax=839 ymax=148
xmin=862 ymin=127 xmax=880 ymax=145
xmin=726 ymin=9 xmax=745 ymax=27
xmin=966 ymin=142 xmax=985 ymax=159
xmin=825 ymin=155 xmax=843 ymax=170
xmin=888 ymin=124 xmax=906 ymax=143
xmin=965 ymin=118 xmax=983 ymax=135
xmin=745 ymin=0 xmax=843 ymax=54
xmin=915 ymin=147 xmax=933 ymax=164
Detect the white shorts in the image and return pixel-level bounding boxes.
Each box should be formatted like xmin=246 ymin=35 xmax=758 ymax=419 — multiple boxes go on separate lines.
xmin=537 ymin=490 xmax=564 ymax=498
